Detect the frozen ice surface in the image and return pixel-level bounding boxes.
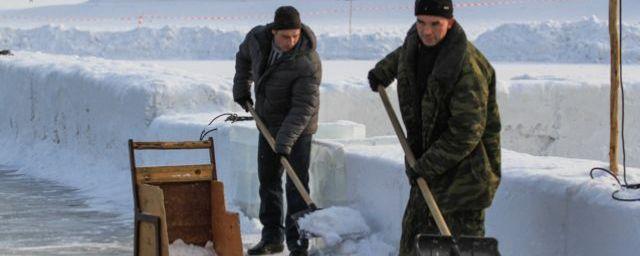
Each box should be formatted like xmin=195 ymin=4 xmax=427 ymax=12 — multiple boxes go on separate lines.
xmin=0 ymin=168 xmax=131 ymax=256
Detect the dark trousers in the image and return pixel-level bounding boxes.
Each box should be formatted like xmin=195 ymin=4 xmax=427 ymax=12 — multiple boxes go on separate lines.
xmin=257 ymin=133 xmax=312 ymax=250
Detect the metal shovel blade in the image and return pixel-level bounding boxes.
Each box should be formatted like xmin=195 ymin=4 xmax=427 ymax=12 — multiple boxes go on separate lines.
xmin=291 ymin=204 xmax=322 ymax=239
xmin=416 ymin=234 xmax=500 ymax=256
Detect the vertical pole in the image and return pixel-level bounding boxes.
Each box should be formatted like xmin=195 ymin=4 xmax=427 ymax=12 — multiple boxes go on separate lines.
xmin=609 ymin=0 xmax=620 ymax=175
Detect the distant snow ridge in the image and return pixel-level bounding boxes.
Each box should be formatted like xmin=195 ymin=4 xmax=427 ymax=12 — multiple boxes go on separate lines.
xmin=0 ymin=25 xmax=403 ymax=60
xmin=2 ymin=17 xmax=638 ymax=62
xmin=0 ymin=26 xmax=245 ymax=60
xmin=475 ymin=16 xmax=640 ymax=63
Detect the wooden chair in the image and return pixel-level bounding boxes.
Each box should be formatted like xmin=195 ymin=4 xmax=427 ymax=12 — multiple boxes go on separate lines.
xmin=129 ymin=138 xmax=243 ymax=256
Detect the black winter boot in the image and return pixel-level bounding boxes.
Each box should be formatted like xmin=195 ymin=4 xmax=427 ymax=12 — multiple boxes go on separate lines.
xmin=247 ymin=240 xmax=284 ymax=255
xmin=289 ymin=248 xmax=308 ymax=256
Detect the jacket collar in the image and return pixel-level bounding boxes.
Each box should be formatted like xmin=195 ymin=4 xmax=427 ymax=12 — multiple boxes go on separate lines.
xmin=404 ymin=22 xmax=468 ymax=84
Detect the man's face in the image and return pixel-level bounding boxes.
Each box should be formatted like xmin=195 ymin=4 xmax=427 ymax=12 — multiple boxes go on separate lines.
xmin=272 ymin=28 xmax=301 ymax=52
xmin=415 ymin=15 xmax=454 ymax=46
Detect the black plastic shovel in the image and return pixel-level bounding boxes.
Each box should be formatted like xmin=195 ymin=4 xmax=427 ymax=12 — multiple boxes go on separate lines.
xmin=376 ymin=86 xmax=500 ymax=256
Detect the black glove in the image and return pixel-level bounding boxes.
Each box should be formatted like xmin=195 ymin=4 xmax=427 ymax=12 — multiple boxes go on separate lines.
xmin=0 ymin=49 xmax=12 ymax=56
xmin=275 ymin=143 xmax=291 ymax=160
xmin=234 ymin=96 xmax=253 ymax=112
xmin=367 ymin=70 xmax=390 ymax=92
xmin=276 ymin=152 xmax=289 ymax=161
xmin=405 ymin=167 xmax=419 ymax=186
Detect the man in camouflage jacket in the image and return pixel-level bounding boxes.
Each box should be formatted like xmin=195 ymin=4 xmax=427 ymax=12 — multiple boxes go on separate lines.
xmin=367 ymin=0 xmax=501 ymax=254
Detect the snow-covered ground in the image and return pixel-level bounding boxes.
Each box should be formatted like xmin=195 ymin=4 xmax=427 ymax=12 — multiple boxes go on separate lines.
xmin=2 ymin=52 xmax=640 ymax=255
xmin=1 ymin=0 xmax=640 ymax=255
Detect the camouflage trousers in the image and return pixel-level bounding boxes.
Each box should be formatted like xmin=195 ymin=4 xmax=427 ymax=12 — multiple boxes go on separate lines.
xmin=399 ymin=187 xmax=486 ymax=256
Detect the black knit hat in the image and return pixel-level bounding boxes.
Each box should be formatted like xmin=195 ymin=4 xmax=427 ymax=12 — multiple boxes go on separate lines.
xmin=273 ymin=6 xmax=302 ymax=30
xmin=415 ymin=0 xmax=453 ymax=18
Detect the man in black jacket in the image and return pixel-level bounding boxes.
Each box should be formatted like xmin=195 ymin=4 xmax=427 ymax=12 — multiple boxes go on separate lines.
xmin=233 ymin=6 xmax=321 ymax=256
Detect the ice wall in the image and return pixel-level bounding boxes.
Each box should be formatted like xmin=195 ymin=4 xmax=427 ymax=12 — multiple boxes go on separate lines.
xmin=0 ymin=52 xmax=235 ymax=212
xmin=2 ymin=52 xmax=640 ymax=255
xmin=498 ymin=77 xmax=640 ymax=168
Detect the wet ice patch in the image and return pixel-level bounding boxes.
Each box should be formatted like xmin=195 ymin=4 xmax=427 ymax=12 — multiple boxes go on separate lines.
xmin=169 ymin=239 xmax=217 ymax=256
xmin=297 ymin=206 xmax=370 ymax=246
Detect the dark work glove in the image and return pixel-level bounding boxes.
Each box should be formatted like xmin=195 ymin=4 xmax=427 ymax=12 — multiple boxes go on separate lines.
xmin=367 ymin=70 xmax=390 ymax=92
xmin=234 ymin=96 xmax=253 ymax=112
xmin=0 ymin=49 xmax=12 ymax=56
xmin=276 ymin=152 xmax=289 ymax=161
xmin=274 ymin=142 xmax=291 ymax=159
xmin=405 ymin=167 xmax=419 ymax=186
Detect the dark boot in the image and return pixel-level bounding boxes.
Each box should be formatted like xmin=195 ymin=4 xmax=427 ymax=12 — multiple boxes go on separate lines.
xmin=247 ymin=240 xmax=284 ymax=255
xmin=289 ymin=247 xmax=308 ymax=256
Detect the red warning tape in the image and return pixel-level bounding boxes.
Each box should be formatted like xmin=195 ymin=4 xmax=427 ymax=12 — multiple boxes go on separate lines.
xmin=0 ymin=0 xmax=586 ymax=24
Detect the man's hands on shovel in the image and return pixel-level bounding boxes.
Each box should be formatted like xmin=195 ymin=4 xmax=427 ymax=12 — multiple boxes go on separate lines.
xmin=368 ymin=71 xmax=392 ymax=92
xmin=234 ymin=96 xmax=253 ymax=112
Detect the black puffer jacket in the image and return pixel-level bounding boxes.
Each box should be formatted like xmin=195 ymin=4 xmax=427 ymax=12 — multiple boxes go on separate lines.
xmin=233 ymin=23 xmax=322 ymax=155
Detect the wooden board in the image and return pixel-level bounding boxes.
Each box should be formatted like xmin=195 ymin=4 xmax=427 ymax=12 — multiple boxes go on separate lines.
xmin=133 ymin=141 xmax=212 ymax=150
xmin=136 ymin=165 xmax=213 ymax=184
xmin=159 ymin=182 xmax=212 ymax=246
xmin=138 ymin=184 xmax=170 ymax=256
xmin=211 ymin=181 xmax=243 ymax=256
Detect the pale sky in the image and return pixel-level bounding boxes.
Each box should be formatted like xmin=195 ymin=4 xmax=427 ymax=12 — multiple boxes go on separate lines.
xmin=0 ymin=0 xmax=87 ymax=10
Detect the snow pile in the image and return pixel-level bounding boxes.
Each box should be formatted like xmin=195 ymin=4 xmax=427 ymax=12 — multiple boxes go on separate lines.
xmin=475 ymin=16 xmax=640 ymax=63
xmin=169 ymin=239 xmax=216 ymax=256
xmin=0 ymin=25 xmax=402 ymax=60
xmin=297 ymin=206 xmax=370 ymax=247
xmin=0 ymin=26 xmax=245 ymax=60
xmin=3 ymin=17 xmax=640 ymax=62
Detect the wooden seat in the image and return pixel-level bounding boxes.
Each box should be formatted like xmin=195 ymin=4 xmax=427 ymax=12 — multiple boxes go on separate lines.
xmin=129 ymin=138 xmax=242 ymax=256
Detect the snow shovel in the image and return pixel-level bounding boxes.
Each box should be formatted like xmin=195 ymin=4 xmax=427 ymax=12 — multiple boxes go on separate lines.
xmin=376 ymin=86 xmax=499 ymax=256
xmin=244 ymin=102 xmax=369 ymax=245
xmin=244 ymin=102 xmax=320 ymax=219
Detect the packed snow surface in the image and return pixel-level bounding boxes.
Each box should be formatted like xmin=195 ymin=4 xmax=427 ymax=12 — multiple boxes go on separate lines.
xmin=169 ymin=239 xmax=216 ymax=256
xmin=297 ymin=206 xmax=370 ymax=247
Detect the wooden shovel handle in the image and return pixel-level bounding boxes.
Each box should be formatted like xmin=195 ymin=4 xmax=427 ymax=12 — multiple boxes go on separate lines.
xmin=377 ymin=85 xmax=452 ymax=237
xmin=245 ymin=102 xmax=317 ymax=208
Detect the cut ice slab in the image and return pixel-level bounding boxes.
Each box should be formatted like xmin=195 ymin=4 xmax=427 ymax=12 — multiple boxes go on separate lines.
xmin=297 ymin=206 xmax=371 ymax=246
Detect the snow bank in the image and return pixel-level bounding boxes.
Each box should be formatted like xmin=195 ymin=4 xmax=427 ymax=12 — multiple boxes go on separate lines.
xmin=476 ymin=16 xmax=640 ymax=63
xmin=321 ymin=137 xmax=640 ymax=256
xmin=0 ymin=25 xmax=402 ymax=60
xmin=2 ymin=53 xmax=640 ymax=255
xmin=3 ymin=17 xmax=639 ymax=62
xmin=0 ymin=51 xmax=235 ymax=212
xmin=487 ymin=151 xmax=640 ymax=256
xmin=497 ymin=68 xmax=640 ymax=169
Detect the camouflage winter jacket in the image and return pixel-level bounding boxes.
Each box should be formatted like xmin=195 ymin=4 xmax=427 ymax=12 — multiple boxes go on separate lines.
xmin=370 ymin=23 xmax=501 ymax=212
